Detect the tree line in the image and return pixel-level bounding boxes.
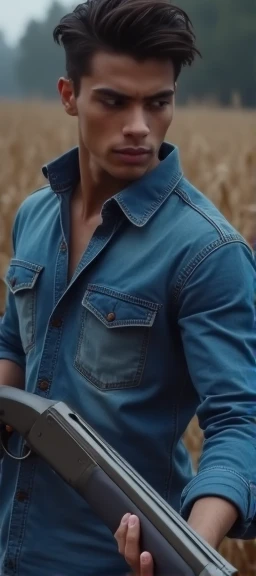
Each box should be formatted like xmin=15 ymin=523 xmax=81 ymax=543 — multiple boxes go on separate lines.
xmin=1 ymin=0 xmax=255 ymax=107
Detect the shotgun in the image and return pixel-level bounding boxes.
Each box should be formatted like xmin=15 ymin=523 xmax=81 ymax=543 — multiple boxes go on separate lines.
xmin=0 ymin=386 xmax=238 ymax=576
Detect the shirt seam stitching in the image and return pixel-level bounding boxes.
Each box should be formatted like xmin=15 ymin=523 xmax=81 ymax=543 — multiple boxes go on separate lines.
xmin=175 ymin=185 xmax=226 ymax=240
xmin=115 ymin=171 xmax=183 ymax=226
xmin=172 ymin=237 xmax=251 ymax=305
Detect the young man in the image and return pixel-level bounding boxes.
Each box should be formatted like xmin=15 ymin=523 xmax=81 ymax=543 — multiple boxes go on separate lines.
xmin=0 ymin=1 xmax=256 ymax=575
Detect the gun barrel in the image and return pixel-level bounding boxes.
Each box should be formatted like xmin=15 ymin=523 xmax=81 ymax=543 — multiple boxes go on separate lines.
xmin=0 ymin=388 xmax=238 ymax=576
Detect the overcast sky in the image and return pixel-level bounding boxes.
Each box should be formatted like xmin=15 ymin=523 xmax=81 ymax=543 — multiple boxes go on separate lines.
xmin=0 ymin=0 xmax=72 ymax=46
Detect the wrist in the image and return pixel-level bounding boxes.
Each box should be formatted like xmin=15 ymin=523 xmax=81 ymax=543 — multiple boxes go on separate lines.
xmin=187 ymin=496 xmax=239 ymax=549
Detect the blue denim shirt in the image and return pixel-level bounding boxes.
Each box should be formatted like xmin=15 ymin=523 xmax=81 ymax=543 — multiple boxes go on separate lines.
xmin=0 ymin=142 xmax=256 ymax=576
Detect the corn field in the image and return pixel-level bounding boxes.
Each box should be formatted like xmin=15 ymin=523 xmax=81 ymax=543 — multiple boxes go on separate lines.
xmin=0 ymin=101 xmax=256 ymax=574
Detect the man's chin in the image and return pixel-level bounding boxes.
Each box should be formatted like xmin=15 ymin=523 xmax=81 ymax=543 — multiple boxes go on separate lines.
xmin=108 ymin=163 xmax=153 ymax=183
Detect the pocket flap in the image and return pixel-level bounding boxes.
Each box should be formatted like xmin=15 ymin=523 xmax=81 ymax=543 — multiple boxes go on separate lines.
xmin=82 ymin=284 xmax=160 ymax=328
xmin=5 ymin=259 xmax=44 ymax=294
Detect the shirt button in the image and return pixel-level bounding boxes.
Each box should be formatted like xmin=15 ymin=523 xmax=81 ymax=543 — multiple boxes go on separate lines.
xmin=60 ymin=241 xmax=67 ymax=252
xmin=50 ymin=317 xmax=63 ymax=328
xmin=38 ymin=380 xmax=49 ymax=392
xmin=16 ymin=490 xmax=28 ymax=502
xmin=106 ymin=312 xmax=116 ymax=322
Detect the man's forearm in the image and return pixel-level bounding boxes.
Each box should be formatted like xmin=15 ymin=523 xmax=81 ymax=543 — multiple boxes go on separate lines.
xmin=0 ymin=359 xmax=25 ymax=389
xmin=187 ymin=496 xmax=239 ymax=549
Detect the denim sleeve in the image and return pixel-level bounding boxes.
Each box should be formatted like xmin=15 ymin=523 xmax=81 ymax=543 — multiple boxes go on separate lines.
xmin=0 ymin=215 xmax=26 ymax=372
xmin=177 ymin=238 xmax=256 ymax=539
xmin=0 ymin=293 xmax=26 ymax=371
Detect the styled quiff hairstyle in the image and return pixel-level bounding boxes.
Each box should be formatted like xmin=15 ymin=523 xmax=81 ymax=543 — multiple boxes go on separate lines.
xmin=53 ymin=0 xmax=201 ymax=95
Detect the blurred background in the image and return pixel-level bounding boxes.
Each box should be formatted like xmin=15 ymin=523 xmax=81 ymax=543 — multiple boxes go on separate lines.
xmin=0 ymin=1 xmax=256 ymax=573
xmin=1 ymin=0 xmax=256 ymax=106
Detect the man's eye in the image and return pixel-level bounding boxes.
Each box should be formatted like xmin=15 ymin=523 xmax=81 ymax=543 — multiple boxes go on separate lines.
xmin=102 ymin=98 xmax=124 ymax=108
xmin=149 ymin=100 xmax=170 ymax=109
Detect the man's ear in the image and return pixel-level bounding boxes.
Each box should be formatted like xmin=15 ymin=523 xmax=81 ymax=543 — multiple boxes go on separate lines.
xmin=57 ymin=77 xmax=78 ymax=117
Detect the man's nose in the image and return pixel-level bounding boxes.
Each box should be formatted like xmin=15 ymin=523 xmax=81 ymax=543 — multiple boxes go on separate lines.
xmin=122 ymin=108 xmax=150 ymax=138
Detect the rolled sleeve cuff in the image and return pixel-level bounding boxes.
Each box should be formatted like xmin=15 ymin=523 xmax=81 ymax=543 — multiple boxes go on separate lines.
xmin=180 ymin=467 xmax=256 ymax=539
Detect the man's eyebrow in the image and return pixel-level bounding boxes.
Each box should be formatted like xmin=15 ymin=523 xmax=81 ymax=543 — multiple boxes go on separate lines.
xmin=92 ymin=87 xmax=175 ymax=100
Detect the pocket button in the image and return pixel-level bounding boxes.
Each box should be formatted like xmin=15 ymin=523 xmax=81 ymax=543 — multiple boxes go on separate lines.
xmin=106 ymin=312 xmax=116 ymax=322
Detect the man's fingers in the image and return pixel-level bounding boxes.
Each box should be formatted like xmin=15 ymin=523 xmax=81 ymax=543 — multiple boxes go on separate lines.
xmin=114 ymin=513 xmax=131 ymax=555
xmin=115 ymin=514 xmax=154 ymax=576
xmin=140 ymin=552 xmax=154 ymax=576
xmin=124 ymin=515 xmax=141 ymax=573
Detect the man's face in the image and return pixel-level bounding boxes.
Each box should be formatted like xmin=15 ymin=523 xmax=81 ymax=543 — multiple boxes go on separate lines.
xmin=60 ymin=52 xmax=176 ymax=182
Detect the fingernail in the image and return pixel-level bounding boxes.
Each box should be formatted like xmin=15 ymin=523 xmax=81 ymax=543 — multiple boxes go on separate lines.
xmin=141 ymin=552 xmax=151 ymax=564
xmin=128 ymin=515 xmax=138 ymax=527
xmin=121 ymin=513 xmax=131 ymax=525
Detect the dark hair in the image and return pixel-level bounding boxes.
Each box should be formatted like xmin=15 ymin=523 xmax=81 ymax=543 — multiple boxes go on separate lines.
xmin=53 ymin=0 xmax=201 ymax=96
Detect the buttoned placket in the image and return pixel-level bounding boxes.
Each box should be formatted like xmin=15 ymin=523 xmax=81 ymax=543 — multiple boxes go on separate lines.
xmin=3 ymin=193 xmax=123 ymax=576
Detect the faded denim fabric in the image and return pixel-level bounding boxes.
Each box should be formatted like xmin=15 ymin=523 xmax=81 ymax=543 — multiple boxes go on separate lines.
xmin=0 ymin=142 xmax=256 ymax=576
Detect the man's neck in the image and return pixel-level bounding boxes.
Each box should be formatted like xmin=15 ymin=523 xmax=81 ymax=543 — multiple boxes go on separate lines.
xmin=76 ymin=144 xmax=130 ymax=220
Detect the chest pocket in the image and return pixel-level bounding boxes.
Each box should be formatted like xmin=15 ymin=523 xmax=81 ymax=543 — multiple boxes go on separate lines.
xmin=5 ymin=259 xmax=44 ymax=353
xmin=74 ymin=284 xmax=160 ymax=391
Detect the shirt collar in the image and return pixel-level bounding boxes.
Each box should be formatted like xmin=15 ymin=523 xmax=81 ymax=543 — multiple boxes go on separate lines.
xmin=42 ymin=141 xmax=183 ymax=227
xmin=42 ymin=146 xmax=80 ymax=194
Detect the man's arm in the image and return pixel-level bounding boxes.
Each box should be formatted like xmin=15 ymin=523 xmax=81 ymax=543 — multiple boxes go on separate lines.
xmin=0 ymin=287 xmax=26 ymax=458
xmin=0 ymin=317 xmax=25 ymax=457
xmin=0 ymin=212 xmax=26 ymax=390
xmin=114 ymin=496 xmax=239 ymax=575
xmin=114 ymin=238 xmax=256 ymax=573
xmin=0 ymin=359 xmax=25 ymax=389
xmin=0 ymin=291 xmax=26 ymax=390
xmin=186 ymin=496 xmax=238 ymax=549
xmin=177 ymin=238 xmax=256 ymax=538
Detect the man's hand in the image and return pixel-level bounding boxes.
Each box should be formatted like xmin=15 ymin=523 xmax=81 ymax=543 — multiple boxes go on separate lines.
xmin=114 ymin=498 xmax=238 ymax=575
xmin=114 ymin=513 xmax=154 ymax=576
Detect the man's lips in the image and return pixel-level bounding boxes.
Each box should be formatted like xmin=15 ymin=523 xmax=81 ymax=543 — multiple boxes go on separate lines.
xmin=113 ymin=147 xmax=152 ymax=156
xmin=112 ymin=147 xmax=152 ymax=165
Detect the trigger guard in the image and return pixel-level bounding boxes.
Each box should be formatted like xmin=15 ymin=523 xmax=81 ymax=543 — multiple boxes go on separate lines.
xmin=0 ymin=427 xmax=31 ymax=461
